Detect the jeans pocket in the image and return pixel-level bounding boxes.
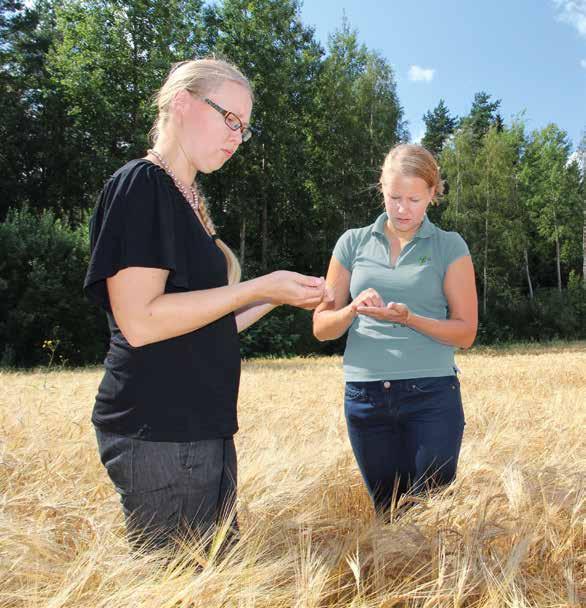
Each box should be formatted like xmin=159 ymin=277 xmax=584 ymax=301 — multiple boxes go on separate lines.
xmin=179 ymin=439 xmax=224 ymax=483
xmin=407 ymin=377 xmax=465 ymax=427
xmin=409 ymin=376 xmax=458 ymax=394
xmin=344 ymin=382 xmax=368 ymax=402
xmin=130 ymin=439 xmax=183 ymax=494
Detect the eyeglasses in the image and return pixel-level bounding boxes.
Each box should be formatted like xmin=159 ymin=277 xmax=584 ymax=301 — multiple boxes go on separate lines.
xmin=204 ymin=97 xmax=253 ymax=142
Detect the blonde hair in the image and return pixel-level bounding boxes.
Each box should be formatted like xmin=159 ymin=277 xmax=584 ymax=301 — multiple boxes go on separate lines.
xmin=380 ymin=144 xmax=444 ymax=204
xmin=150 ymin=58 xmax=253 ymax=284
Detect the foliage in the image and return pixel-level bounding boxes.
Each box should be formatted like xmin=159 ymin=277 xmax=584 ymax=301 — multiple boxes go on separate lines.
xmin=0 ymin=207 xmax=107 ymax=366
xmin=239 ymin=308 xmax=301 ymax=359
xmin=421 ymin=99 xmax=457 ymax=158
xmin=0 ymin=0 xmax=584 ymax=364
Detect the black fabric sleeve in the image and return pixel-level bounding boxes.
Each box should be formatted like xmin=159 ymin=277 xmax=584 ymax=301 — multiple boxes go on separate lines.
xmin=84 ymin=161 xmax=188 ymax=311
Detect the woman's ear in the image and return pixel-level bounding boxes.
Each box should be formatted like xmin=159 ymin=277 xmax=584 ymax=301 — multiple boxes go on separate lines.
xmin=171 ymin=89 xmax=191 ymax=117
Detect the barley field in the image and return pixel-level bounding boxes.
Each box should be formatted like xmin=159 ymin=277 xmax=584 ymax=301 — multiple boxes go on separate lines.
xmin=1 ymin=344 xmax=585 ymax=608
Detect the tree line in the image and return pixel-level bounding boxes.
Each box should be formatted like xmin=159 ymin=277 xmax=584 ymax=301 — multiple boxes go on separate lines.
xmin=1 ymin=0 xmax=584 ymax=366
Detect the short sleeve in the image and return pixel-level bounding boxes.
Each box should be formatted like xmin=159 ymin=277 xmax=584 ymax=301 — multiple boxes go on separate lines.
xmin=84 ymin=161 xmax=188 ymax=311
xmin=442 ymin=232 xmax=470 ymax=270
xmin=332 ymin=230 xmax=356 ymax=271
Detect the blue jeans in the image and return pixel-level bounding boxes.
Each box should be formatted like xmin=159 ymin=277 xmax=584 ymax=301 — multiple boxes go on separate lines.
xmin=95 ymin=428 xmax=238 ymax=551
xmin=344 ymin=375 xmax=465 ymax=514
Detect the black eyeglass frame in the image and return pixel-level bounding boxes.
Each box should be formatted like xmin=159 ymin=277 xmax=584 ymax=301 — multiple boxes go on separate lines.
xmin=203 ymin=97 xmax=253 ymax=142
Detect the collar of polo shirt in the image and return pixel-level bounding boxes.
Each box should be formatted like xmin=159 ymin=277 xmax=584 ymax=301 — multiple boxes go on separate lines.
xmin=371 ymin=212 xmax=435 ymax=240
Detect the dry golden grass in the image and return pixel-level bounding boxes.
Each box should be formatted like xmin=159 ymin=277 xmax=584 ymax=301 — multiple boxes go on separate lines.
xmin=1 ymin=343 xmax=585 ymax=607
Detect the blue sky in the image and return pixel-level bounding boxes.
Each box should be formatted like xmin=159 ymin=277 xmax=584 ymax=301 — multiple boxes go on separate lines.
xmin=300 ymin=0 xmax=586 ymax=150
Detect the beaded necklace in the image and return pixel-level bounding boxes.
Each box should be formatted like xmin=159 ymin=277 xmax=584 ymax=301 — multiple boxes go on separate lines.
xmin=147 ymin=149 xmax=199 ymax=214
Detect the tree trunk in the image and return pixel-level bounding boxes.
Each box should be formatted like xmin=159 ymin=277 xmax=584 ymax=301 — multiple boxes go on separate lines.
xmin=583 ymin=201 xmax=586 ymax=285
xmin=369 ymin=104 xmax=374 ymax=167
xmin=483 ymin=169 xmax=490 ymax=317
xmin=455 ymin=146 xmax=461 ymax=230
xmin=322 ymin=230 xmax=328 ymax=275
xmin=553 ymin=207 xmax=562 ymax=292
xmin=482 ymin=253 xmax=488 ymax=316
xmin=240 ymin=214 xmax=246 ymax=269
xmin=556 ymin=234 xmax=562 ymax=292
xmin=129 ymin=17 xmax=140 ymax=151
xmin=261 ymin=147 xmax=268 ymax=271
xmin=524 ymin=248 xmax=534 ymax=300
xmin=261 ymin=199 xmax=268 ymax=271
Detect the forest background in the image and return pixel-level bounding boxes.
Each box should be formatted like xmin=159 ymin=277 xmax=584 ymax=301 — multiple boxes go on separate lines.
xmin=1 ymin=0 xmax=585 ymax=367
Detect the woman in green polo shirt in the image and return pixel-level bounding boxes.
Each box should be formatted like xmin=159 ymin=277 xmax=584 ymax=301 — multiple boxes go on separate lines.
xmin=313 ymin=143 xmax=478 ymax=516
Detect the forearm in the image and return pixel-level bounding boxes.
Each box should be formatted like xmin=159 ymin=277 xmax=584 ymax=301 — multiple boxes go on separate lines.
xmin=405 ymin=314 xmax=476 ymax=349
xmin=313 ymin=305 xmax=355 ymax=341
xmin=235 ymin=300 xmax=278 ymax=332
xmin=122 ymin=277 xmax=267 ymax=347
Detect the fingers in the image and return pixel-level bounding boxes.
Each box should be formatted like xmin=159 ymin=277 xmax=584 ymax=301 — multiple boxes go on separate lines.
xmin=354 ymin=288 xmax=384 ymax=309
xmin=387 ymin=302 xmax=409 ymax=319
xmin=368 ymin=295 xmax=384 ymax=307
xmin=290 ymin=283 xmax=328 ymax=309
xmin=385 ymin=302 xmax=410 ymax=324
xmin=355 ymin=306 xmax=389 ymax=321
xmin=291 ymin=275 xmax=337 ymax=308
xmin=296 ymin=293 xmax=327 ymax=310
xmin=357 ymin=300 xmax=410 ymax=324
xmin=291 ymin=273 xmax=325 ymax=289
xmin=270 ymin=271 xmax=329 ymax=309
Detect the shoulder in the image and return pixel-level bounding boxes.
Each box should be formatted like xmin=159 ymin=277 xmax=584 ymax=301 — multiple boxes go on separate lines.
xmin=337 ymin=219 xmax=378 ymax=246
xmin=106 ymin=158 xmax=169 ymax=197
xmin=429 ymin=223 xmax=471 ymax=268
xmin=431 ymin=224 xmax=468 ymax=246
xmin=333 ymin=219 xmax=377 ymax=253
xmin=96 ymin=159 xmax=174 ymax=217
xmin=332 ymin=218 xmax=378 ymax=270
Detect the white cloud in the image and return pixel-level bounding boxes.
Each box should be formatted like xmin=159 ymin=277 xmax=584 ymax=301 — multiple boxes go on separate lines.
xmin=412 ymin=125 xmax=426 ymax=144
xmin=408 ymin=65 xmax=435 ymax=83
xmin=569 ymin=150 xmax=586 ymax=175
xmin=581 ymin=58 xmax=586 ymax=68
xmin=554 ymin=1 xmax=586 ymax=37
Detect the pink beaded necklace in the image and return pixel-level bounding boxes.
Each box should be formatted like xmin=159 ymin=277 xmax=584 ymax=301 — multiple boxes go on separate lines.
xmin=147 ymin=149 xmax=199 ymax=214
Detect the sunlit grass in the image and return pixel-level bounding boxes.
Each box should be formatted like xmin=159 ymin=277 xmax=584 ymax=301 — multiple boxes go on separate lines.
xmin=1 ymin=344 xmax=584 ymax=607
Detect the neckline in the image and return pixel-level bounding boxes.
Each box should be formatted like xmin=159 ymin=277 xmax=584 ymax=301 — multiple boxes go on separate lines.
xmin=137 ymin=158 xmax=214 ymax=240
xmin=384 ymin=224 xmax=417 ymax=249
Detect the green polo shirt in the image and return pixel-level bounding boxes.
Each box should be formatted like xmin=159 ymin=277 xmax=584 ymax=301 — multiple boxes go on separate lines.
xmin=333 ymin=212 xmax=470 ymax=381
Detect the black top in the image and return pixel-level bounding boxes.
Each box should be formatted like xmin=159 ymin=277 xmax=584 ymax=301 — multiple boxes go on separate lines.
xmin=84 ymin=159 xmax=241 ymax=442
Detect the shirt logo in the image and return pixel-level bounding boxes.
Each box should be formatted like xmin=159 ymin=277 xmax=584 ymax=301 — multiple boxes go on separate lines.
xmin=418 ymin=256 xmax=432 ymax=265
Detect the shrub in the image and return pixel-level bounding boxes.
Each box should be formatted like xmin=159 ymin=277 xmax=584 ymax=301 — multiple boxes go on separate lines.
xmin=476 ymin=286 xmax=586 ymax=345
xmin=0 ymin=207 xmax=108 ymax=366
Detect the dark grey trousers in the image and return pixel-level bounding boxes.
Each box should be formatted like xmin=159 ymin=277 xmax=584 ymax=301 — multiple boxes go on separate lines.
xmin=95 ymin=428 xmax=238 ymax=551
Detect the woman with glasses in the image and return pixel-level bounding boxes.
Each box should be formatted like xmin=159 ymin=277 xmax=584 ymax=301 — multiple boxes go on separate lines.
xmin=84 ymin=58 xmax=330 ymax=551
xmin=313 ymin=144 xmax=477 ymax=519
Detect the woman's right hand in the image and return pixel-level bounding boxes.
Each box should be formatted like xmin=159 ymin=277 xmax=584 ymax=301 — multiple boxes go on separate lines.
xmin=261 ymin=271 xmax=330 ymax=310
xmin=350 ymin=288 xmax=384 ymax=315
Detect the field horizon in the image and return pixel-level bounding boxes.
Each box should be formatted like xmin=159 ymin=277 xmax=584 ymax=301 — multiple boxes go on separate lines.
xmin=1 ymin=344 xmax=584 ymax=607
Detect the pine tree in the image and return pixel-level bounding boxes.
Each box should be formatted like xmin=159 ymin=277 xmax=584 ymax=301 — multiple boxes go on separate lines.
xmin=460 ymin=91 xmax=501 ymax=144
xmin=421 ymin=99 xmax=457 ymax=157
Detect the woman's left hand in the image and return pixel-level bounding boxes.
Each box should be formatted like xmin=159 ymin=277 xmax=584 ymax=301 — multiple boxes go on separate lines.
xmin=356 ymin=301 xmax=411 ymax=325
